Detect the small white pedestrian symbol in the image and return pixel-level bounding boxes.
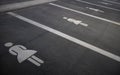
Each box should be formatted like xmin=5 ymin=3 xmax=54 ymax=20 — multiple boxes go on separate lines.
xmin=4 ymin=42 xmax=44 ymax=66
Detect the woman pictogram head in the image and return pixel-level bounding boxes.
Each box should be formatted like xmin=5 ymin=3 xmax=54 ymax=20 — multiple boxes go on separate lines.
xmin=4 ymin=42 xmax=13 ymax=47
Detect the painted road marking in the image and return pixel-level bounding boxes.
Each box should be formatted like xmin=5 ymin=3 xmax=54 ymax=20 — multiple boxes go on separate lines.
xmin=63 ymin=17 xmax=88 ymax=26
xmin=103 ymin=0 xmax=120 ymax=5
xmin=5 ymin=42 xmax=44 ymax=66
xmin=7 ymin=12 xmax=120 ymax=62
xmin=99 ymin=1 xmax=112 ymax=5
xmin=76 ymin=0 xmax=120 ymax=12
xmin=49 ymin=3 xmax=120 ymax=26
xmin=86 ymin=7 xmax=104 ymax=13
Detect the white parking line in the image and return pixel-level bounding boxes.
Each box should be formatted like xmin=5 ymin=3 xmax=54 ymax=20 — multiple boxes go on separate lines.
xmin=7 ymin=12 xmax=120 ymax=62
xmin=49 ymin=3 xmax=120 ymax=26
xmin=103 ymin=0 xmax=120 ymax=5
xmin=76 ymin=0 xmax=120 ymax=12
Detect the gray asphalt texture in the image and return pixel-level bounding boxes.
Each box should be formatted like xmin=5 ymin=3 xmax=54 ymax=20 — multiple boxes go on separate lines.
xmin=0 ymin=0 xmax=120 ymax=75
xmin=0 ymin=0 xmax=32 ymax=5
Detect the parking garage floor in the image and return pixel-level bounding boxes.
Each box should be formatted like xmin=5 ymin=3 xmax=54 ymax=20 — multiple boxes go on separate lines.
xmin=0 ymin=0 xmax=120 ymax=75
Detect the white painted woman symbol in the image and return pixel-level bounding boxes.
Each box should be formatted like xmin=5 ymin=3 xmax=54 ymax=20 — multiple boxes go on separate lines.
xmin=4 ymin=42 xmax=44 ymax=66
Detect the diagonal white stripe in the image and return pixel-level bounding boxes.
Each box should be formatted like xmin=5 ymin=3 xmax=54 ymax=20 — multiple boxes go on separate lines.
xmin=7 ymin=12 xmax=120 ymax=62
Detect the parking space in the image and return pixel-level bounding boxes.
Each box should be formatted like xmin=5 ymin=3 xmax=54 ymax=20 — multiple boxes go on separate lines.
xmin=58 ymin=0 xmax=120 ymax=22
xmin=75 ymin=0 xmax=120 ymax=11
xmin=14 ymin=1 xmax=120 ymax=56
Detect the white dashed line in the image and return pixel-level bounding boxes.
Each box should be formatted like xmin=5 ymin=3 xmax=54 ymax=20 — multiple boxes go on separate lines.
xmin=49 ymin=3 xmax=120 ymax=26
xmin=7 ymin=12 xmax=120 ymax=62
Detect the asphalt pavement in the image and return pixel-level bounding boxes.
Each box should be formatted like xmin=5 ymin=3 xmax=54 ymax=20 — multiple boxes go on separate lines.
xmin=0 ymin=0 xmax=120 ymax=75
xmin=0 ymin=0 xmax=32 ymax=5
